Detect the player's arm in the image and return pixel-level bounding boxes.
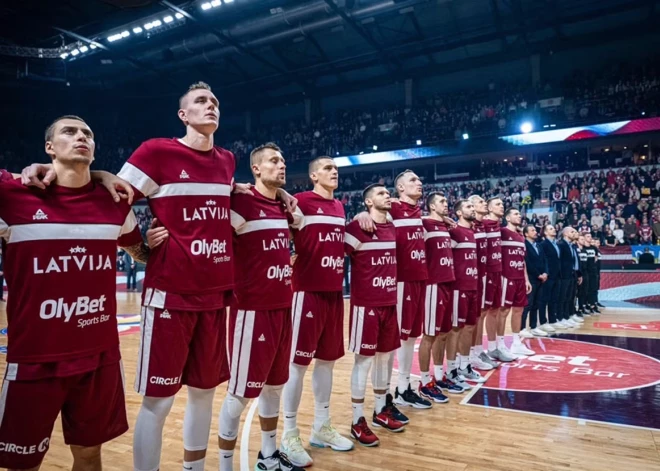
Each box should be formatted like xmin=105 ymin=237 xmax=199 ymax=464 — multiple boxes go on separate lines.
xmin=344 ymin=223 xmax=362 ymax=256
xmin=118 ymin=211 xmax=151 ymax=263
xmin=19 ymin=164 xmax=134 ymax=204
xmin=524 ymin=260 xmax=532 ymax=294
xmin=117 ymin=142 xmax=161 ymax=203
xmin=233 ymin=183 xmax=298 ymax=213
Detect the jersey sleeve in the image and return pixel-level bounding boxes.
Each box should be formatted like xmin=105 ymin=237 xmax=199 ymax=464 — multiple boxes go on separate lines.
xmin=117 ymin=141 xmax=161 ymax=201
xmin=344 ymin=221 xmax=362 ymax=256
xmin=290 ymin=206 xmax=305 ymax=230
xmin=118 ymin=210 xmax=144 ymax=248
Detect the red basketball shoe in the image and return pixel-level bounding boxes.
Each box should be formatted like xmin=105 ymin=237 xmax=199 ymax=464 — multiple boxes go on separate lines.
xmin=351 ymin=417 xmax=380 ymax=447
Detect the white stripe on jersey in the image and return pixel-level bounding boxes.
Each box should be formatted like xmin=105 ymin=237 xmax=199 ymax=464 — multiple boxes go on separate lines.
xmin=474 ymin=232 xmax=487 ymax=239
xmin=118 ymin=163 xmax=160 ymax=198
xmin=392 ymin=219 xmax=423 ymax=228
xmin=299 ymin=215 xmax=345 ymax=229
xmin=424 ymin=231 xmax=450 ymax=241
xmin=354 ymin=241 xmax=395 ymax=251
xmin=235 ymin=219 xmax=289 ymax=235
xmin=453 ymin=242 xmax=477 ymax=249
xmin=120 ymin=211 xmax=138 ymax=236
xmin=344 ymin=232 xmax=361 ymax=250
xmin=151 ymin=182 xmax=231 ymax=199
xmin=8 ymin=223 xmax=122 ymax=244
xmin=230 ymin=210 xmax=247 ymax=231
xmin=501 ymin=241 xmax=525 ymax=248
xmin=486 ymin=232 xmax=502 ymax=238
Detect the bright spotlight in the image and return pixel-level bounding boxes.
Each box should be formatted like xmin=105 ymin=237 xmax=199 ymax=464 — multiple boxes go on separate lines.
xmin=144 ymin=22 xmax=154 ymax=30
xmin=121 ymin=30 xmax=130 ymax=38
xmin=107 ymin=34 xmax=118 ymax=42
xmin=152 ymin=20 xmax=162 ymax=27
xmin=520 ymin=122 xmax=533 ymax=134
xmin=60 ymin=52 xmax=69 ymax=59
xmin=201 ymin=2 xmax=212 ymax=9
xmin=372 ymin=145 xmax=378 ymax=151
xmin=462 ymin=133 xmax=469 ymax=140
xmin=224 ymin=0 xmax=234 ymax=3
xmin=211 ymin=0 xmax=222 ymax=5
xmin=79 ymin=45 xmax=89 ymax=53
xmin=416 ymin=139 xmax=422 ymax=146
xmin=163 ymin=15 xmax=174 ymax=23
xmin=175 ymin=12 xmax=184 ymax=19
xmin=71 ymin=49 xmax=80 ymax=56
xmin=90 ymin=43 xmax=98 ymax=49
xmin=133 ymin=27 xmax=143 ymax=34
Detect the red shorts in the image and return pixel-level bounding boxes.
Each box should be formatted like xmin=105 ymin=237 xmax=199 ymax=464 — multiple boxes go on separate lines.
xmin=484 ymin=271 xmax=503 ymax=308
xmin=348 ymin=304 xmax=400 ymax=356
xmin=0 ymin=362 xmax=127 ymax=470
xmin=134 ymin=306 xmax=230 ymax=397
xmin=423 ymin=283 xmax=452 ymax=336
xmin=227 ymin=307 xmax=292 ymax=399
xmin=396 ymin=281 xmax=425 ymax=341
xmin=502 ymin=276 xmax=528 ymax=308
xmin=451 ymin=288 xmax=479 ymax=328
xmin=290 ymin=291 xmax=345 ymax=366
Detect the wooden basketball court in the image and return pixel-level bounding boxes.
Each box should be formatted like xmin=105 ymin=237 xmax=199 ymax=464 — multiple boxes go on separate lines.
xmin=1 ymin=294 xmax=659 ymax=471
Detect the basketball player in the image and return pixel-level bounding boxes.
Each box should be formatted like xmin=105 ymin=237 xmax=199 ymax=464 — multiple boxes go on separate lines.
xmin=345 ymin=184 xmax=404 ymax=447
xmin=467 ymin=195 xmax=494 ymax=373
xmin=420 ymin=193 xmax=463 ymax=398
xmin=499 ymin=208 xmax=534 ymax=357
xmin=118 ymin=82 xmax=236 ymax=471
xmin=0 ymin=116 xmax=145 ymax=471
xmin=446 ymin=199 xmax=479 ymax=390
xmin=483 ymin=198 xmax=511 ymax=363
xmin=280 ymin=157 xmax=353 ymax=467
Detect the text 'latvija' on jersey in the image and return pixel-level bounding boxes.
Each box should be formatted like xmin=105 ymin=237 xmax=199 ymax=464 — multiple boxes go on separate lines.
xmin=422 ymin=218 xmax=455 ymax=284
xmin=450 ymin=224 xmax=478 ymax=291
xmin=501 ymin=227 xmax=526 ymax=280
xmin=389 ymin=200 xmax=428 ymax=282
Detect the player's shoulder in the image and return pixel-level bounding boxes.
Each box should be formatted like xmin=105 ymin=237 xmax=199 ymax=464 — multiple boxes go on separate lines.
xmin=139 ymin=137 xmax=174 ymax=151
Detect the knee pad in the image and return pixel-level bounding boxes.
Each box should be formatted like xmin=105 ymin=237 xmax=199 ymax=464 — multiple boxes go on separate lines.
xmin=371 ymin=353 xmax=389 ymax=391
xmin=258 ymin=384 xmax=283 ymax=419
xmin=224 ymin=393 xmax=249 ymax=419
xmin=183 ymin=387 xmax=216 ymax=451
xmin=141 ymin=395 xmax=175 ymax=425
xmin=218 ymin=394 xmax=249 ymax=441
xmin=351 ymin=355 xmax=372 ymax=400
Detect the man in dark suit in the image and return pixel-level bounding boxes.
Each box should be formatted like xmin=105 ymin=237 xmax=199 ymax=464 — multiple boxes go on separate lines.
xmin=123 ymin=250 xmax=138 ymax=291
xmin=522 ymin=225 xmax=548 ymax=336
xmin=539 ymin=224 xmax=562 ymax=333
xmin=639 ymin=247 xmax=656 ymax=265
xmin=557 ymin=227 xmax=581 ymax=329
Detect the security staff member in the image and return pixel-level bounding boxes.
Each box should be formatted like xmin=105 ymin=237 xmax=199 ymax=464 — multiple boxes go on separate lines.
xmin=584 ymin=234 xmax=600 ymax=313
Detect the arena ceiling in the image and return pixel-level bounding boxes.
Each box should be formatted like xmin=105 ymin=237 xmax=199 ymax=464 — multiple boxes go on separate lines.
xmin=0 ymin=0 xmax=659 ymax=107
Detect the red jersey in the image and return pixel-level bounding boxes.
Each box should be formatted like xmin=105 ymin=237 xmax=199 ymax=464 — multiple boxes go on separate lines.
xmin=230 ymin=190 xmax=292 ymax=311
xmin=0 ymin=180 xmax=143 ymax=372
xmin=473 ymin=219 xmax=488 ymax=275
xmin=422 ymin=219 xmax=454 ymax=284
xmin=344 ymin=220 xmax=397 ymax=307
xmin=0 ymin=169 xmax=12 ymax=182
xmin=291 ymin=191 xmax=345 ymax=292
xmin=450 ymin=224 xmax=478 ymax=290
xmin=390 ymin=200 xmax=428 ymax=282
xmin=639 ymin=225 xmax=652 ymax=240
xmin=483 ymin=218 xmax=502 ymax=273
xmin=118 ymin=138 xmax=236 ymax=311
xmin=501 ymin=227 xmax=526 ymax=280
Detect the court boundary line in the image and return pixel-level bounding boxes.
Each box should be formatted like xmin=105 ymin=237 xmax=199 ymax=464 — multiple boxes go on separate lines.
xmin=460 ymin=369 xmax=493 ymax=405
xmin=461 ymin=393 xmax=660 ymax=432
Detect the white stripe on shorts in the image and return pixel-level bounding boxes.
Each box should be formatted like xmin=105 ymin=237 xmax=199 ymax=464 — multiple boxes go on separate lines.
xmin=481 ymin=275 xmax=487 ymax=309
xmin=452 ymin=290 xmax=459 ymax=327
xmin=501 ymin=276 xmax=509 ymax=307
xmin=349 ymin=306 xmax=365 ymax=354
xmin=425 ymin=284 xmax=437 ymax=335
xmin=230 ymin=310 xmax=256 ymax=397
xmin=289 ymin=292 xmax=305 ymax=363
xmin=349 ymin=305 xmax=358 ymax=352
xmin=396 ymin=282 xmax=405 ymax=332
xmin=0 ymin=380 xmax=9 ymax=429
xmin=135 ymin=306 xmax=155 ymax=395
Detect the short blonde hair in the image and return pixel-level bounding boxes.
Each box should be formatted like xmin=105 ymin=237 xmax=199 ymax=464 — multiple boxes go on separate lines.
xmin=179 ymin=81 xmax=212 ymax=107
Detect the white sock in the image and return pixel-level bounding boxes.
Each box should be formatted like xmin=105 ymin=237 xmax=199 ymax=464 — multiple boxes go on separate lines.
xmin=434 ymin=365 xmax=444 ymax=380
xmin=469 ymin=346 xmax=476 ymax=361
xmin=219 ymin=450 xmax=234 ymax=471
xmin=352 ymin=403 xmax=364 ymax=424
xmin=314 ymin=402 xmax=330 ymax=431
xmin=374 ymin=393 xmax=386 ymax=414
xmin=459 ymin=354 xmax=469 ymax=370
xmin=261 ymin=430 xmax=277 ymax=458
xmin=312 ymin=360 xmax=333 ymax=431
xmin=447 ymin=359 xmax=457 ymax=373
xmin=282 ymin=363 xmax=307 ymax=432
xmin=475 ymin=345 xmax=484 ymax=355
xmin=386 ymin=352 xmax=394 ymax=391
xmin=396 ymin=339 xmax=415 ymax=392
xmin=133 ymin=396 xmax=175 ymax=471
xmin=488 ymin=340 xmax=497 ymax=352
xmin=420 ymin=371 xmax=432 ymax=386
xmin=183 ymin=459 xmax=204 ymax=471
xmin=497 ymin=335 xmax=506 ymax=349
xmin=512 ymin=333 xmax=522 ymax=346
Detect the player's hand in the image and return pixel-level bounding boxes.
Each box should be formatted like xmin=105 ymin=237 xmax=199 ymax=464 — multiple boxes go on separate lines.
xmin=355 ymin=211 xmax=375 ymax=232
xmin=21 ymin=163 xmax=56 ymax=189
xmin=577 ymin=276 xmax=583 ymax=285
xmin=277 ymin=189 xmax=298 ymax=213
xmin=146 ymin=218 xmax=169 ymax=248
xmin=92 ymin=171 xmax=134 ymax=204
xmin=525 ymin=280 xmax=532 ymax=294
xmin=233 ymin=182 xmax=254 ymax=195
xmin=442 ymin=216 xmax=457 ymax=229
xmin=290 ymin=254 xmax=298 ymax=266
